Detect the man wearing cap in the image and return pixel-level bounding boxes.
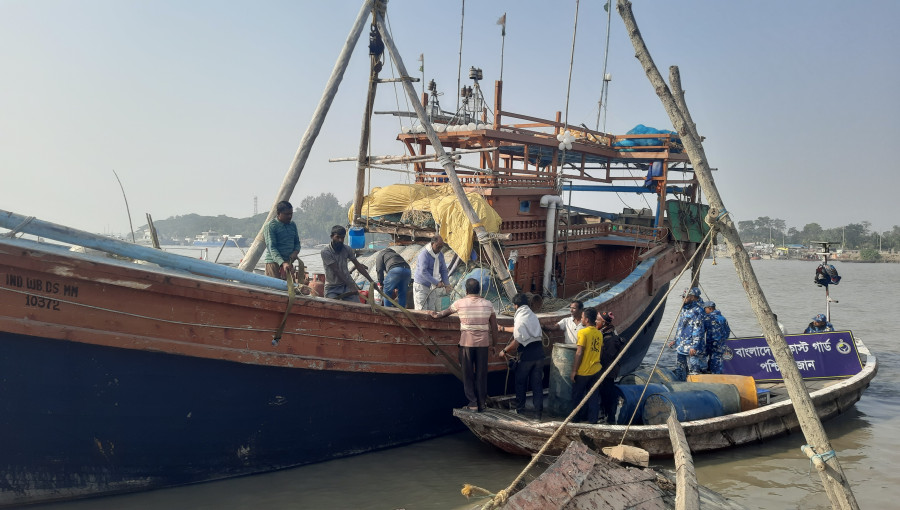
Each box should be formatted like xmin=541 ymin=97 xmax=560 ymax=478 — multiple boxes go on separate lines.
xmin=701 ymin=301 xmax=731 ymax=374
xmin=804 ymin=314 xmax=835 ymax=333
xmin=598 ymin=311 xmax=625 ymax=423
xmin=668 ymin=287 xmax=706 ymax=381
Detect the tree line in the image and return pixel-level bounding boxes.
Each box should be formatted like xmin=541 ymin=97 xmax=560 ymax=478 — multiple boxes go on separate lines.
xmin=145 ymin=193 xmax=352 ymax=246
xmin=737 ymin=216 xmax=900 ymax=256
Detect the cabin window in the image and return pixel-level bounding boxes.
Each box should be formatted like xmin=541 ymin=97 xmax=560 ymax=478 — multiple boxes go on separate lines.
xmin=519 ymin=200 xmax=531 ymax=213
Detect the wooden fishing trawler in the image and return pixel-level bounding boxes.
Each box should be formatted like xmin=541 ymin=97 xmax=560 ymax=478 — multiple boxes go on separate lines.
xmin=0 ymin=1 xmax=707 ymax=506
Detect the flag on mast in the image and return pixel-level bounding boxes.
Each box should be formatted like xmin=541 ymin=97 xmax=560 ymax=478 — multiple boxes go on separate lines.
xmin=418 ymin=53 xmax=424 ymax=72
xmin=497 ymin=13 xmax=506 ymax=36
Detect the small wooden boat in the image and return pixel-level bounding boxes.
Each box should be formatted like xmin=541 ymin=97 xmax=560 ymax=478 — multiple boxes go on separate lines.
xmin=454 ymin=336 xmax=876 ymax=458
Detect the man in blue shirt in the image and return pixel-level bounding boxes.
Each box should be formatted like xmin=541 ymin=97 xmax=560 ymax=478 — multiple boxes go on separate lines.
xmin=375 ymin=248 xmax=411 ymax=308
xmin=701 ymin=301 xmax=731 ymax=374
xmin=804 ymin=313 xmax=835 ymax=333
xmin=264 ymin=201 xmax=302 ymax=281
xmin=668 ymin=287 xmax=706 ymax=381
xmin=413 ymin=235 xmax=450 ymax=312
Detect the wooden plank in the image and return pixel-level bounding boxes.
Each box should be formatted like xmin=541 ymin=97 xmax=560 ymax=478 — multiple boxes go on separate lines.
xmin=667 ymin=414 xmax=699 ymax=510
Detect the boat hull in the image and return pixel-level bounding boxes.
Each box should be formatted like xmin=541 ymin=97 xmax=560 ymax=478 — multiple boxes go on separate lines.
xmin=0 ymin=236 xmax=687 ymax=506
xmin=0 ymin=330 xmax=493 ymax=506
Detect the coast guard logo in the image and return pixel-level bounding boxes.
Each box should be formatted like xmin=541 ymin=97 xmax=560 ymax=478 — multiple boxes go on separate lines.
xmin=836 ymin=339 xmax=851 ymax=354
xmin=722 ymin=346 xmax=734 ymax=361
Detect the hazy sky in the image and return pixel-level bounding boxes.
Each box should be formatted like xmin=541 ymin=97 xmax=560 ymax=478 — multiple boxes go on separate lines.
xmin=2 ymin=0 xmax=898 ymax=236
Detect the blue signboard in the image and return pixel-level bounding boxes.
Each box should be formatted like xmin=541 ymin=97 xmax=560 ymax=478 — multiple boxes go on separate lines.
xmin=722 ymin=331 xmax=863 ymax=382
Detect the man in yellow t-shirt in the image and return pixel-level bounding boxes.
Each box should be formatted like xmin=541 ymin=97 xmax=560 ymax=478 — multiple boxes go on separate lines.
xmin=570 ymin=308 xmax=604 ymax=423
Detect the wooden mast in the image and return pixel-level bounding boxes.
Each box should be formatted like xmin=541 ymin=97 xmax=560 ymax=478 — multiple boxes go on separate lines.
xmin=616 ymin=1 xmax=859 ymax=508
xmin=373 ymin=3 xmax=518 ymax=301
xmin=238 ymin=0 xmax=374 ymax=272
xmin=352 ymin=16 xmax=381 ymax=223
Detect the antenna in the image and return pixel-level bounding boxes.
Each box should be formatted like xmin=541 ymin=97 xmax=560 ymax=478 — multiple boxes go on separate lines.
xmin=812 ymin=241 xmax=839 ymax=321
xmin=254 ymin=196 xmax=258 ymax=216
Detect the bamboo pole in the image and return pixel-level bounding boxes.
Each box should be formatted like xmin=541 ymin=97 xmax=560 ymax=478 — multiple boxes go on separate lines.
xmin=374 ymin=6 xmax=518 ymax=301
xmin=238 ymin=0 xmax=374 ymax=272
xmin=352 ymin=19 xmax=381 ymax=223
xmin=667 ymin=414 xmax=699 ymax=510
xmin=616 ymin=1 xmax=858 ymax=508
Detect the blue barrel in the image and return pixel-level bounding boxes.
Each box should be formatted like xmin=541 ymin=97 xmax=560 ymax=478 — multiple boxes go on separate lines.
xmin=348 ymin=227 xmax=365 ymax=249
xmin=613 ymin=384 xmax=669 ymax=425
xmin=664 ymin=382 xmax=741 ymax=415
xmin=546 ymin=344 xmax=577 ymax=417
xmin=642 ymin=390 xmax=725 ymax=425
xmin=619 ymin=367 xmax=678 ymax=386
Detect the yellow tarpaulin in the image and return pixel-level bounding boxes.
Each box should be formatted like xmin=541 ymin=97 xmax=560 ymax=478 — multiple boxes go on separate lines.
xmin=350 ymin=183 xmax=501 ymax=258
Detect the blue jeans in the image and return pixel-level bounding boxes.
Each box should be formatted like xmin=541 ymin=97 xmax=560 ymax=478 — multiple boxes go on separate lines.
xmin=383 ymin=266 xmax=411 ymax=308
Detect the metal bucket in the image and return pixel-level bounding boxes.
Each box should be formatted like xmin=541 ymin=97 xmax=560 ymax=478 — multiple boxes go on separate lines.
xmin=642 ymin=390 xmax=725 ymax=425
xmin=613 ymin=384 xmax=669 ymax=425
xmin=547 ymin=344 xmax=577 ymax=417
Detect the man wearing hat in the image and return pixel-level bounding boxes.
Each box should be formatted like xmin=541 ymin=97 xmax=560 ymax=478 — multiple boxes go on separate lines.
xmin=701 ymin=301 xmax=731 ymax=374
xmin=668 ymin=287 xmax=706 ymax=381
xmin=804 ymin=314 xmax=834 ymax=333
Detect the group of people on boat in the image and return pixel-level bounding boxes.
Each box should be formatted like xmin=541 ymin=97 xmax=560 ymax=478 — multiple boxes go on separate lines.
xmin=668 ymin=287 xmax=732 ymax=381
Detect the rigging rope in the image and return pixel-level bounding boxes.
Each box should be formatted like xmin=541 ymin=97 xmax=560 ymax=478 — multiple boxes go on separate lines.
xmin=481 ymin=225 xmax=715 ymax=509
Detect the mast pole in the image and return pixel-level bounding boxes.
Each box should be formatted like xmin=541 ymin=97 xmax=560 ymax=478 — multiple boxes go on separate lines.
xmin=374 ymin=4 xmax=518 ymax=301
xmin=353 ymin=17 xmax=382 ymax=224
xmin=617 ymin=2 xmax=859 ymax=508
xmin=239 ymin=0 xmax=374 ymax=272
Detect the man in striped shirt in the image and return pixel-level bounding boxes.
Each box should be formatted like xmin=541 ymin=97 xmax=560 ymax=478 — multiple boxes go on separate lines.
xmin=431 ymin=278 xmax=499 ymax=412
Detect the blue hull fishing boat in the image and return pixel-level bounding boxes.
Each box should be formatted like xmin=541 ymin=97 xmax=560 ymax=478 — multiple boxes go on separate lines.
xmin=0 ymin=1 xmax=708 ymax=506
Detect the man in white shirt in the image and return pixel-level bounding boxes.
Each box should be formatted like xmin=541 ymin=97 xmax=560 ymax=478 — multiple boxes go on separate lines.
xmin=499 ymin=293 xmax=545 ymax=419
xmin=543 ymin=300 xmax=585 ymax=344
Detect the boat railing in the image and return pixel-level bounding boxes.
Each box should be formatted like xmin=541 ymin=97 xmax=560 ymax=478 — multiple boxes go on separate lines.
xmin=503 ymin=219 xmax=662 ymax=244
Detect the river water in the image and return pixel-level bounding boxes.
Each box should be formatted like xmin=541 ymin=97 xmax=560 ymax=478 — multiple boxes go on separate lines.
xmin=34 ymin=256 xmax=899 ymax=509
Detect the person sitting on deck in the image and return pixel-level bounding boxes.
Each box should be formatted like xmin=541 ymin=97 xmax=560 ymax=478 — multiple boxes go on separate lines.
xmin=598 ymin=311 xmax=625 ymax=424
xmin=320 ymin=225 xmax=374 ymax=302
xmin=374 ymin=247 xmax=411 ymax=308
xmin=701 ymin=301 xmax=731 ymax=374
xmin=668 ymin=287 xmax=706 ymax=381
xmin=571 ymin=308 xmax=604 ymax=424
xmin=264 ymin=201 xmax=303 ymax=281
xmin=498 ymin=293 xmax=545 ymax=420
xmin=542 ymin=300 xmax=585 ymax=344
xmin=804 ymin=313 xmax=835 ymax=333
xmin=430 ymin=278 xmax=499 ymax=412
xmin=413 ymin=235 xmax=450 ymax=312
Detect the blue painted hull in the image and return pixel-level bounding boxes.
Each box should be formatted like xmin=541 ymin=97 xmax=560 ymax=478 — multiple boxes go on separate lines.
xmin=0 ymin=331 xmax=510 ymax=506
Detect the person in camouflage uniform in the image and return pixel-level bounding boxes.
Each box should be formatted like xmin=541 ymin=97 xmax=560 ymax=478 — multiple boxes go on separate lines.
xmin=668 ymin=287 xmax=706 ymax=381
xmin=804 ymin=313 xmax=834 ymax=333
xmin=701 ymin=301 xmax=731 ymax=374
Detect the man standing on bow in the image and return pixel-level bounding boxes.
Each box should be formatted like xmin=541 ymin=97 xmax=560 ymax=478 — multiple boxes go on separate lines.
xmin=701 ymin=301 xmax=731 ymax=374
xmin=264 ymin=201 xmax=302 ymax=281
xmin=413 ymin=235 xmax=450 ymax=312
xmin=669 ymin=287 xmax=706 ymax=381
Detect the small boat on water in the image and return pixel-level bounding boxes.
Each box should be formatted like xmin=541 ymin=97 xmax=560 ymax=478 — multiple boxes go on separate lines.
xmin=454 ymin=332 xmax=876 ymax=458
